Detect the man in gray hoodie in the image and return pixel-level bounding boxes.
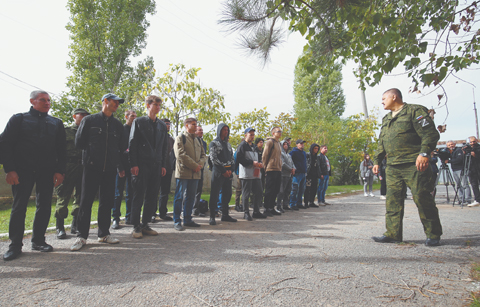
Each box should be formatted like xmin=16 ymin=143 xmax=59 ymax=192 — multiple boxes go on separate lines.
xmin=276 ymin=140 xmax=295 ymax=212
xmin=208 ymin=123 xmax=237 ymax=225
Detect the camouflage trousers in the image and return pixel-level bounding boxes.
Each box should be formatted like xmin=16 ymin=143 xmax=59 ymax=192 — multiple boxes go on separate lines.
xmin=54 ymin=163 xmax=83 ymax=219
xmin=384 ymin=163 xmax=442 ymax=241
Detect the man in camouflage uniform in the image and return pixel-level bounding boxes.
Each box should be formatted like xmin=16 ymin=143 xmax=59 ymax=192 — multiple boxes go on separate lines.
xmin=54 ymin=108 xmax=90 ymax=239
xmin=372 ymin=88 xmax=442 ymax=246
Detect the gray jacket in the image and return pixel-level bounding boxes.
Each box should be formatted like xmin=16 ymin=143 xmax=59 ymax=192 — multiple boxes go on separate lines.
xmin=280 ymin=140 xmax=295 ymax=177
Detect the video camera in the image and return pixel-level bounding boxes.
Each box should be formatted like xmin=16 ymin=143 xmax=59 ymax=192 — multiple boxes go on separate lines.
xmin=433 ymin=147 xmax=450 ymax=161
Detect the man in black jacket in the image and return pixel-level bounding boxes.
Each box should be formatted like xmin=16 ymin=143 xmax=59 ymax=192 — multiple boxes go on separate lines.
xmin=71 ymin=93 xmax=125 ymax=251
xmin=193 ymin=124 xmax=208 ymax=217
xmin=1 ymin=91 xmax=66 ymax=261
xmin=237 ymin=128 xmax=266 ymax=220
xmin=304 ymin=143 xmax=321 ymax=208
xmin=129 ymin=95 xmax=168 ymax=238
xmin=446 ymin=140 xmax=472 ymax=205
xmin=112 ymin=109 xmax=136 ymax=229
xmin=154 ymin=118 xmax=175 ymax=222
xmin=317 ymin=145 xmax=332 ymax=206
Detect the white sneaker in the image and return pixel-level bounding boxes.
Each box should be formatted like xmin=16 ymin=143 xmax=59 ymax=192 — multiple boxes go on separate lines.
xmin=364 ymin=193 xmax=368 ymax=197
xmin=318 ymin=202 xmax=326 ymax=206
xmin=380 ymin=195 xmax=386 ymax=200
xmin=71 ymin=237 xmax=86 ymax=251
xmin=98 ymin=235 xmax=120 ymax=244
xmin=467 ymin=201 xmax=480 ymax=207
xmin=369 ymin=193 xmax=375 ymax=197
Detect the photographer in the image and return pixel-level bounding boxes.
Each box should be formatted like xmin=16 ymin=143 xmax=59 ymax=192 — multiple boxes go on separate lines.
xmin=447 ymin=141 xmax=472 ymax=205
xmin=465 ymin=136 xmax=480 ymax=207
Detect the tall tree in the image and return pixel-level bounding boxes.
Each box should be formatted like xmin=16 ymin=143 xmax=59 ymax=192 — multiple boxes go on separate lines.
xmin=52 ymin=0 xmax=156 ymax=123
xmin=293 ymin=55 xmax=346 ymax=123
xmin=219 ymin=0 xmax=479 ymax=93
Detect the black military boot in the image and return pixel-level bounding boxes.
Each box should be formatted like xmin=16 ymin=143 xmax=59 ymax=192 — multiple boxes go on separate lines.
xmin=56 ymin=218 xmax=67 ymax=239
xmin=70 ymin=215 xmax=78 ymax=234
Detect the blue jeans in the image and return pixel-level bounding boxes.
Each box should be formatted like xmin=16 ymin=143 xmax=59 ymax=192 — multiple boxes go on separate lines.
xmin=112 ymin=172 xmax=132 ymax=221
xmin=317 ymin=175 xmax=330 ymax=202
xmin=173 ymin=179 xmax=199 ymax=224
xmin=289 ymin=173 xmax=306 ymax=207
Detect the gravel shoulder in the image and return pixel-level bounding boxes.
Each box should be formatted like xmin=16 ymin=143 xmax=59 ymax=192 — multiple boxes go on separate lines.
xmin=1 ymin=186 xmax=479 ymax=306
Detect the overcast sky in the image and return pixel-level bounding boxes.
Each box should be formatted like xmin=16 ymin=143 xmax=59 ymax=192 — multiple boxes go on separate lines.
xmin=1 ymin=0 xmax=478 ymax=144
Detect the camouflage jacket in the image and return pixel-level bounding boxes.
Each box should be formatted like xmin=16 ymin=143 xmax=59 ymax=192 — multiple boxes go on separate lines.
xmin=65 ymin=124 xmax=82 ymax=164
xmin=373 ymin=103 xmax=439 ymax=166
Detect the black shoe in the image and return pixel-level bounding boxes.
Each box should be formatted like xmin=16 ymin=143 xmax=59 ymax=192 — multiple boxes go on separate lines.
xmin=425 ymin=238 xmax=441 ymax=246
xmin=193 ymin=209 xmax=199 ymax=216
xmin=56 ymin=228 xmax=67 ymax=239
xmin=111 ymin=219 xmax=120 ymax=229
xmin=234 ymin=205 xmax=242 ymax=212
xmin=271 ymin=209 xmax=281 ymax=216
xmin=302 ymin=204 xmax=309 ymax=209
xmin=209 ymin=217 xmax=217 ymax=225
xmin=184 ymin=221 xmax=201 ymax=227
xmin=309 ymin=203 xmax=319 ymax=208
xmin=283 ymin=206 xmax=291 ymax=211
xmin=290 ymin=206 xmax=299 ymax=211
xmin=70 ymin=216 xmax=78 ymax=234
xmin=244 ymin=212 xmax=253 ymax=221
xmin=263 ymin=209 xmax=273 ymax=217
xmin=277 ymin=207 xmax=285 ymax=213
xmin=3 ymin=249 xmax=21 ymax=261
xmin=198 ymin=212 xmax=206 ymax=217
xmin=160 ymin=215 xmax=173 ymax=221
xmin=125 ymin=218 xmax=132 ymax=225
xmin=372 ymin=236 xmax=401 ymax=243
xmin=298 ymin=205 xmax=307 ymax=209
xmin=221 ymin=215 xmax=237 ymax=222
xmin=252 ymin=211 xmax=267 ymax=219
xmin=31 ymin=242 xmax=53 ymax=252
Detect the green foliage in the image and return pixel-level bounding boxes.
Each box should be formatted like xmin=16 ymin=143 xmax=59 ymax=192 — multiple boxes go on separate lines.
xmin=294 ymin=53 xmax=346 ymax=123
xmin=142 ymin=64 xmax=229 ymax=141
xmin=220 ymin=0 xmax=480 ymax=92
xmin=52 ymin=0 xmax=156 ymax=123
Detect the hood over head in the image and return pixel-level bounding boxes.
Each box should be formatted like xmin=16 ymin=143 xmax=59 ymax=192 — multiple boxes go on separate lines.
xmin=309 ymin=143 xmax=320 ymax=156
xmin=215 ymin=123 xmax=230 ymax=142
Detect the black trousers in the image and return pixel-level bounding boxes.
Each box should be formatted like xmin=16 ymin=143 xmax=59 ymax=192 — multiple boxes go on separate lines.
xmin=77 ymin=167 xmax=116 ymax=239
xmin=242 ymin=179 xmax=263 ymax=213
xmin=158 ymin=171 xmax=173 ymax=217
xmin=209 ymin=169 xmax=232 ymax=217
xmin=193 ymin=169 xmax=205 ymax=213
xmin=304 ymin=175 xmax=319 ymax=204
xmin=264 ymin=171 xmax=281 ymax=210
xmin=131 ymin=165 xmax=161 ymax=227
xmin=9 ymin=169 xmax=54 ymax=250
xmin=469 ymin=170 xmax=480 ymax=202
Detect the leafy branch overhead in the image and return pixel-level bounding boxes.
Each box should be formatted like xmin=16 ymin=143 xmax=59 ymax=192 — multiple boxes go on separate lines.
xmin=219 ymin=0 xmax=480 ymax=90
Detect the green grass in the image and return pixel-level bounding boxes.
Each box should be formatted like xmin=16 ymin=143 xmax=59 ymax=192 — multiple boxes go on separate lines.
xmin=470 ymin=263 xmax=480 ymax=307
xmin=0 ymin=184 xmax=373 ymax=234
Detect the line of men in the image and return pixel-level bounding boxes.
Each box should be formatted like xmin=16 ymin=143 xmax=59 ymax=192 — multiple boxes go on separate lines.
xmin=234 ymin=128 xmax=332 ymax=222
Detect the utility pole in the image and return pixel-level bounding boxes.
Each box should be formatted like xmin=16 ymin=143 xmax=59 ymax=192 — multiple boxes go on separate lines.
xmin=361 ymin=89 xmax=368 ymax=118
xmin=474 ymin=88 xmax=479 ymax=139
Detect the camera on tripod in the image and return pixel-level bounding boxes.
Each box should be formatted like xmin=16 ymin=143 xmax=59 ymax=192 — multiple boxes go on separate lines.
xmin=433 ymin=148 xmax=450 ymax=164
xmin=462 ymin=143 xmax=473 ymax=155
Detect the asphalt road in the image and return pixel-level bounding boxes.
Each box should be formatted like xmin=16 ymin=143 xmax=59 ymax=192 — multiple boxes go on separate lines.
xmin=1 ymin=185 xmax=479 ymax=306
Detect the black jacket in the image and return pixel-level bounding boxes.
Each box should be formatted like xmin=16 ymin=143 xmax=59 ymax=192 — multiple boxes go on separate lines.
xmin=237 ymin=140 xmax=256 ymax=168
xmin=450 ymin=147 xmax=464 ymax=172
xmin=75 ymin=112 xmax=124 ymax=172
xmin=121 ymin=124 xmax=132 ymax=170
xmin=128 ymin=116 xmax=168 ymax=169
xmin=0 ymin=107 xmax=66 ymax=174
xmin=306 ymin=143 xmax=321 ymax=177
xmin=319 ymin=153 xmax=331 ymax=176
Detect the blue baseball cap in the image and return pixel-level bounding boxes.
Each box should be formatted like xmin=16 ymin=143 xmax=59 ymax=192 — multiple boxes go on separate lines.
xmin=101 ymin=93 xmax=124 ymax=104
xmin=244 ymin=127 xmax=255 ymax=134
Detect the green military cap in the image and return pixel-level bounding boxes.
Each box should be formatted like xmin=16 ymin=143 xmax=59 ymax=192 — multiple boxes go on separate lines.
xmin=74 ymin=108 xmax=90 ymax=115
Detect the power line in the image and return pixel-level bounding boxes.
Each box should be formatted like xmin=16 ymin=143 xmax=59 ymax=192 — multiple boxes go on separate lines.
xmin=0 ymin=77 xmax=30 ymax=92
xmin=0 ymin=70 xmax=58 ymax=96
